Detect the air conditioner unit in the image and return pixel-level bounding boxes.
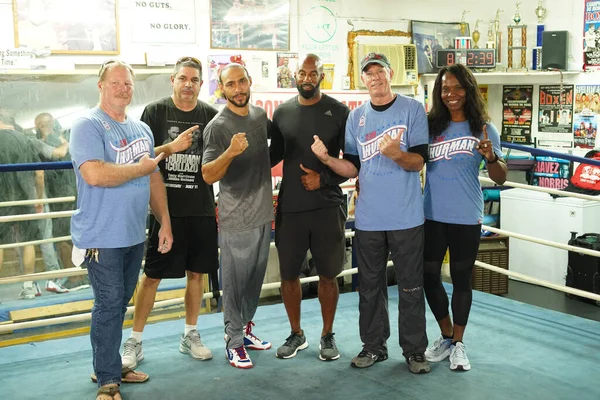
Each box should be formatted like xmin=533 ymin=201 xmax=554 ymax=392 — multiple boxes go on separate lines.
xmin=354 ymin=43 xmax=418 ymax=87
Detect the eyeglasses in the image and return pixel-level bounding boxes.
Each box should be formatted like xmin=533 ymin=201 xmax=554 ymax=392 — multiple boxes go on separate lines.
xmin=176 ymin=56 xmax=202 ymax=68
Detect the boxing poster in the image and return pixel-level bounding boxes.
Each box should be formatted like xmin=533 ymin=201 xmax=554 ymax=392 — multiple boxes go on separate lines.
xmin=501 ymin=85 xmax=533 ymax=144
xmin=574 ymin=85 xmax=600 ymax=148
xmin=538 ymin=85 xmax=574 ymax=134
xmin=530 ymin=156 xmax=571 ymax=190
xmin=584 ymin=0 xmax=600 ymax=71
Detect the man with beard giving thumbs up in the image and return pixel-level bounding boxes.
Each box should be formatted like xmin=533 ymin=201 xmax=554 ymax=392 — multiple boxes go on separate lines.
xmin=270 ymin=53 xmax=350 ymax=362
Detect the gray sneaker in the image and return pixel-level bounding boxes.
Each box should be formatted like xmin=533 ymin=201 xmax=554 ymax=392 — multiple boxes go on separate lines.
xmin=18 ymin=284 xmax=36 ymax=300
xmin=180 ymin=329 xmax=212 ymax=360
xmin=406 ymin=352 xmax=431 ymax=374
xmin=319 ymin=332 xmax=340 ymax=361
xmin=121 ymin=338 xmax=144 ymax=369
xmin=350 ymin=349 xmax=388 ymax=368
xmin=276 ymin=331 xmax=308 ymax=359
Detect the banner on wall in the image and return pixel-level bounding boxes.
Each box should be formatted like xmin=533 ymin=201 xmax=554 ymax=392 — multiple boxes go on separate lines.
xmin=501 ymin=85 xmax=533 ymax=144
xmin=131 ymin=0 xmax=196 ymax=44
xmin=530 ymin=156 xmax=571 ymax=190
xmin=574 ymin=85 xmax=600 ymax=148
xmin=251 ymin=91 xmax=370 ymax=120
xmin=538 ymin=85 xmax=574 ymax=134
xmin=584 ymin=0 xmax=600 ymax=71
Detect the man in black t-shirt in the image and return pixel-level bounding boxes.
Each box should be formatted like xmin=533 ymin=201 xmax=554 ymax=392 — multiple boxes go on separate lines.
xmin=270 ymin=54 xmax=350 ymax=362
xmin=121 ymin=57 xmax=219 ymax=369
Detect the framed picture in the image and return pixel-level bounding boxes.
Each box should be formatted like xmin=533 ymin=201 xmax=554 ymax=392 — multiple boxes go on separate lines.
xmin=210 ymin=0 xmax=290 ymax=51
xmin=411 ymin=20 xmax=468 ymax=74
xmin=12 ymin=0 xmax=120 ymax=54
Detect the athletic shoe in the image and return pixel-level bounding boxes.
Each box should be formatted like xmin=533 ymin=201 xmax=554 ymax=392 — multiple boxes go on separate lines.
xmin=425 ymin=335 xmax=452 ymax=362
xmin=276 ymin=331 xmax=308 ymax=359
xmin=226 ymin=346 xmax=253 ymax=369
xmin=180 ymin=329 xmax=212 ymax=360
xmin=406 ymin=352 xmax=431 ymax=374
xmin=319 ymin=332 xmax=340 ymax=361
xmin=350 ymin=348 xmax=388 ymax=368
xmin=243 ymin=321 xmax=271 ymax=350
xmin=18 ymin=284 xmax=36 ymax=300
xmin=45 ymin=280 xmax=69 ymax=294
xmin=121 ymin=337 xmax=144 ymax=369
xmin=449 ymin=342 xmax=471 ymax=371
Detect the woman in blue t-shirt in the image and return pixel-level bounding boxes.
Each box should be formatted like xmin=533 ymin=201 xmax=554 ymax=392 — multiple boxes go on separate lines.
xmin=423 ymin=64 xmax=507 ymax=371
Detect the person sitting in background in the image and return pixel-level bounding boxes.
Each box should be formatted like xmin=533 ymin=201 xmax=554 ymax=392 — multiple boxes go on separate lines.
xmin=423 ymin=64 xmax=507 ymax=372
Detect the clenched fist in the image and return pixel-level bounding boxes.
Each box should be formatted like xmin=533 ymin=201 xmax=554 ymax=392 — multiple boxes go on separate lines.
xmin=228 ymin=132 xmax=249 ymax=157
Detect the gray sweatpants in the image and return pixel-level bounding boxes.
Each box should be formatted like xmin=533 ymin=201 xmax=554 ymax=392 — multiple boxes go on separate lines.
xmin=355 ymin=225 xmax=428 ymax=359
xmin=220 ymin=222 xmax=271 ymax=349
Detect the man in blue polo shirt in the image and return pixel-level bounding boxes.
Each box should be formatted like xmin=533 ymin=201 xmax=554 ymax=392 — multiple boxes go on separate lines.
xmin=311 ymin=52 xmax=430 ymax=374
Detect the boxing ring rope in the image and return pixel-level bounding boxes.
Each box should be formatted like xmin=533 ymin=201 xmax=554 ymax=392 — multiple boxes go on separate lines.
xmin=2 ymin=146 xmax=600 ymax=335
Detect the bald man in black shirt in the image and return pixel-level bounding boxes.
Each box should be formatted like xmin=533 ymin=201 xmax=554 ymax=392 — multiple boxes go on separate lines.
xmin=270 ymin=54 xmax=350 ymax=362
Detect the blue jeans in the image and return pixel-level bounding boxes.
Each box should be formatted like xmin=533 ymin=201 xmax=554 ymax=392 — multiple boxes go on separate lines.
xmin=86 ymin=243 xmax=144 ymax=387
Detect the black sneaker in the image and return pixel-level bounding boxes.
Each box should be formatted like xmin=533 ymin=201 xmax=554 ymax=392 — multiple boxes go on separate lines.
xmin=276 ymin=331 xmax=308 ymax=359
xmin=350 ymin=348 xmax=388 ymax=368
xmin=319 ymin=332 xmax=340 ymax=361
xmin=406 ymin=352 xmax=431 ymax=374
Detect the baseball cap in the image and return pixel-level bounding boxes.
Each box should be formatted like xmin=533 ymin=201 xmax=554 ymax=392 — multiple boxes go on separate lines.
xmin=360 ymin=52 xmax=391 ymax=72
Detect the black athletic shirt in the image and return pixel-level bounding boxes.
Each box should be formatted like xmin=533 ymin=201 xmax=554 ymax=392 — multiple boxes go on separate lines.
xmin=141 ymin=97 xmax=218 ymax=217
xmin=270 ymin=94 xmax=350 ymax=213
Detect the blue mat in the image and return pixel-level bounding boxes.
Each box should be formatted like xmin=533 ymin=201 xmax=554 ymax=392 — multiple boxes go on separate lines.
xmin=1 ymin=284 xmax=599 ymax=400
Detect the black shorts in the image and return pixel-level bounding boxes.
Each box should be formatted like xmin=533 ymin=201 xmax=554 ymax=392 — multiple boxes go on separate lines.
xmin=144 ymin=215 xmax=219 ymax=279
xmin=275 ymin=205 xmax=346 ymax=281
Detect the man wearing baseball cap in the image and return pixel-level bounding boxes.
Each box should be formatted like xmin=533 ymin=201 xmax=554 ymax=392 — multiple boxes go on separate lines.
xmin=311 ymin=52 xmax=430 ymax=374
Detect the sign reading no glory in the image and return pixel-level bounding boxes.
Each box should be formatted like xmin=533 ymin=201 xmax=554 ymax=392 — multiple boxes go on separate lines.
xmin=131 ymin=0 xmax=196 ymax=44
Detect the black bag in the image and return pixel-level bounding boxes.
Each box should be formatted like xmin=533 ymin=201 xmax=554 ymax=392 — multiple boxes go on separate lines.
xmin=566 ymin=232 xmax=600 ymax=306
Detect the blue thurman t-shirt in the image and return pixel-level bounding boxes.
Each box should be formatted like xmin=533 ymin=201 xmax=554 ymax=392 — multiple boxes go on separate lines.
xmin=345 ymin=95 xmax=428 ymax=231
xmin=69 ymin=107 xmax=155 ymax=249
xmin=424 ymin=121 xmax=502 ymax=225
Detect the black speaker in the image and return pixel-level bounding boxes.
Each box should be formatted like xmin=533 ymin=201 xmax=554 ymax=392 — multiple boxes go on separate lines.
xmin=542 ymin=31 xmax=568 ymax=70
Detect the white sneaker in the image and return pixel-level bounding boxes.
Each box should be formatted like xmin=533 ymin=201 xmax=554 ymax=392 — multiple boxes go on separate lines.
xmin=45 ymin=280 xmax=69 ymax=294
xmin=180 ymin=329 xmax=212 ymax=360
xmin=121 ymin=337 xmax=144 ymax=369
xmin=18 ymin=284 xmax=36 ymax=300
xmin=225 ymin=346 xmax=253 ymax=369
xmin=449 ymin=342 xmax=471 ymax=371
xmin=425 ymin=335 xmax=452 ymax=362
xmin=243 ymin=321 xmax=271 ymax=350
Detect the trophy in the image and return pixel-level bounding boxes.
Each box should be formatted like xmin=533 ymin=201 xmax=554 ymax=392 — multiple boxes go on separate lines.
xmin=472 ymin=20 xmax=481 ymax=49
xmin=460 ymin=10 xmax=469 ymax=36
xmin=494 ymin=9 xmax=503 ymax=64
xmin=486 ymin=21 xmax=496 ymax=49
xmin=533 ymin=1 xmax=547 ymax=70
xmin=507 ymin=2 xmax=527 ymax=70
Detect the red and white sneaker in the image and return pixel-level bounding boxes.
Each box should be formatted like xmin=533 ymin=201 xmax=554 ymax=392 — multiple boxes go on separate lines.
xmin=243 ymin=321 xmax=271 ymax=350
xmin=45 ymin=280 xmax=69 ymax=294
xmin=226 ymin=346 xmax=253 ymax=369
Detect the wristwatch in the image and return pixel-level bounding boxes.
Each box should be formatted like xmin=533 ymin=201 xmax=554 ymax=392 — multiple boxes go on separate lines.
xmin=486 ymin=153 xmax=499 ymax=164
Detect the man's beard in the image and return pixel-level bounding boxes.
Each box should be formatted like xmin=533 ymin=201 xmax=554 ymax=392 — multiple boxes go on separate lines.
xmin=225 ymin=92 xmax=250 ymax=108
xmin=297 ymin=81 xmax=321 ymax=100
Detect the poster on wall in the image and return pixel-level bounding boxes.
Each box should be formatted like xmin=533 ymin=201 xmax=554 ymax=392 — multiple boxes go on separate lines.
xmin=206 ymin=54 xmax=239 ymax=105
xmin=574 ymin=85 xmax=600 ymax=148
xmin=210 ymin=0 xmax=290 ymax=51
xmin=584 ymin=0 xmax=600 ymax=71
xmin=12 ymin=0 xmax=119 ymax=54
xmin=530 ymin=156 xmax=571 ymax=190
xmin=276 ymin=52 xmax=297 ymax=89
xmin=501 ymin=85 xmax=533 ymax=144
xmin=130 ymin=0 xmax=196 ymax=44
xmin=538 ymin=85 xmax=574 ymax=134
xmin=479 ymin=85 xmax=488 ymax=105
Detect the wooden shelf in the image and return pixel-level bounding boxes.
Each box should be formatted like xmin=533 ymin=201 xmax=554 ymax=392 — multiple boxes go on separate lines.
xmin=0 ymin=67 xmax=172 ymax=82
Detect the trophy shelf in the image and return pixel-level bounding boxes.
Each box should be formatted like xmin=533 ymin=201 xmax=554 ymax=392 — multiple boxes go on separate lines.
xmin=421 ymin=70 xmax=580 ymax=85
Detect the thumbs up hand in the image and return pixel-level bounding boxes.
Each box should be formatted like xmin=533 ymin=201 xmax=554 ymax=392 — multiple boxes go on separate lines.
xmin=311 ymin=135 xmax=329 ymax=164
xmin=379 ymin=131 xmax=403 ymax=160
